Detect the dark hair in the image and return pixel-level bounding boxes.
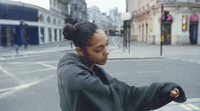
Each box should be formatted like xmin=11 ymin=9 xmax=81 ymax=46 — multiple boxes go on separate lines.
xmin=63 ymin=21 xmax=99 ymax=49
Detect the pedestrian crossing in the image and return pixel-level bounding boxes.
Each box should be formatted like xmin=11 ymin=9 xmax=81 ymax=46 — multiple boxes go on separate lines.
xmin=153 ymin=98 xmax=200 ymax=111
xmin=179 ymin=103 xmax=200 ymax=110
xmin=181 ymin=59 xmax=200 ymax=65
xmin=154 ymin=103 xmax=200 ymax=111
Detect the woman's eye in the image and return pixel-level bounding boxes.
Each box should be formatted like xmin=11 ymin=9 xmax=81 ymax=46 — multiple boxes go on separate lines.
xmin=95 ymin=48 xmax=102 ymax=52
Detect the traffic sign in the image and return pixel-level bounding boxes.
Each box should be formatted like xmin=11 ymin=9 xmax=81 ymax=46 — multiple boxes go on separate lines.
xmin=121 ymin=12 xmax=132 ymax=21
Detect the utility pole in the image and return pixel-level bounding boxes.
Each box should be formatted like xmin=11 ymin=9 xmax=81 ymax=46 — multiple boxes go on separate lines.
xmin=160 ymin=4 xmax=163 ymax=56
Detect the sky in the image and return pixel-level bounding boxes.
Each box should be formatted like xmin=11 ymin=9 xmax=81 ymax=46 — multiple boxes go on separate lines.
xmin=10 ymin=0 xmax=126 ymax=15
xmin=86 ymin=0 xmax=126 ymax=15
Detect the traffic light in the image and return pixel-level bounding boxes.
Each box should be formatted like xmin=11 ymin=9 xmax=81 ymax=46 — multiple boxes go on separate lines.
xmin=164 ymin=11 xmax=169 ymax=21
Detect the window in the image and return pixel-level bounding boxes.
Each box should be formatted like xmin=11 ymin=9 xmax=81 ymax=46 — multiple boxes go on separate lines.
xmin=79 ymin=12 xmax=81 ymax=19
xmin=68 ymin=4 xmax=71 ymax=14
xmin=40 ymin=28 xmax=45 ymax=43
xmin=39 ymin=14 xmax=44 ymax=22
xmin=54 ymin=29 xmax=57 ymax=41
xmin=47 ymin=16 xmax=51 ymax=23
xmin=58 ymin=19 xmax=61 ymax=25
xmin=48 ymin=29 xmax=52 ymax=42
xmin=144 ymin=0 xmax=146 ymax=5
xmin=75 ymin=4 xmax=77 ymax=11
xmin=53 ymin=18 xmax=56 ymax=24
xmin=181 ymin=0 xmax=187 ymax=2
xmin=60 ymin=29 xmax=62 ymax=41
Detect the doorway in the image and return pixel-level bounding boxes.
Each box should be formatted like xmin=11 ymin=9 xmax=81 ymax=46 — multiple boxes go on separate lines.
xmin=163 ymin=24 xmax=171 ymax=45
xmin=1 ymin=26 xmax=16 ymax=47
xmin=189 ymin=24 xmax=198 ymax=44
xmin=142 ymin=25 xmax=144 ymax=42
xmin=146 ymin=24 xmax=148 ymax=43
xmin=48 ymin=28 xmax=52 ymax=42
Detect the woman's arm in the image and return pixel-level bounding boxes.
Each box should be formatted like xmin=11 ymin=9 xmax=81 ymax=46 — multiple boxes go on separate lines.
xmin=123 ymin=82 xmax=187 ymax=111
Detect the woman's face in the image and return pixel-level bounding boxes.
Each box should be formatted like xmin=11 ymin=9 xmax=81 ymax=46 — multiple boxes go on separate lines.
xmin=85 ymin=29 xmax=109 ymax=65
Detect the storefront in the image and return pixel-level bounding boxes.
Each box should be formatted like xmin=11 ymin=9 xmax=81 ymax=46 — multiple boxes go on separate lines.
xmin=162 ymin=13 xmax=173 ymax=45
xmin=0 ymin=4 xmax=39 ymax=47
xmin=0 ymin=25 xmax=39 ymax=47
xmin=189 ymin=14 xmax=198 ymax=44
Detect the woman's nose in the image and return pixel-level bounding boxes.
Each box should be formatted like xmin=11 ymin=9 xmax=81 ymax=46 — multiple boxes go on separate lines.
xmin=104 ymin=46 xmax=110 ymax=56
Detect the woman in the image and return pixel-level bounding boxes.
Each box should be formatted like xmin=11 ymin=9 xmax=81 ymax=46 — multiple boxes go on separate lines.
xmin=57 ymin=21 xmax=186 ymax=111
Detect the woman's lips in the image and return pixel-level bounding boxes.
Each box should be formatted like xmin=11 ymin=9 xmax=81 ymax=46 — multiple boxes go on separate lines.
xmin=102 ymin=57 xmax=108 ymax=62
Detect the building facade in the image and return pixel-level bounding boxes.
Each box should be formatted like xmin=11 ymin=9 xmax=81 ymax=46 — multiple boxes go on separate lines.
xmin=61 ymin=0 xmax=87 ymax=25
xmin=87 ymin=6 xmax=110 ymax=32
xmin=128 ymin=0 xmax=200 ymax=45
xmin=109 ymin=7 xmax=123 ymax=32
xmin=0 ymin=0 xmax=65 ymax=47
xmin=87 ymin=6 xmax=123 ymax=35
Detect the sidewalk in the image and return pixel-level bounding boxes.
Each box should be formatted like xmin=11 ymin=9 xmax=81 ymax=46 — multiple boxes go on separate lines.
xmin=0 ymin=41 xmax=200 ymax=60
xmin=0 ymin=41 xmax=72 ymax=58
xmin=108 ymin=43 xmax=200 ymax=59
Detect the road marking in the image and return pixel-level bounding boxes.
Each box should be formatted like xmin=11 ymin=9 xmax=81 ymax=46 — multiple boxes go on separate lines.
xmin=180 ymin=104 xmax=193 ymax=110
xmin=110 ymin=70 xmax=161 ymax=75
xmin=0 ymin=68 xmax=55 ymax=78
xmin=181 ymin=59 xmax=200 ymax=65
xmin=111 ymin=38 xmax=119 ymax=48
xmin=0 ymin=61 xmax=58 ymax=64
xmin=37 ymin=62 xmax=57 ymax=69
xmin=0 ymin=53 xmax=49 ymax=61
xmin=16 ymin=68 xmax=55 ymax=75
xmin=40 ymin=61 xmax=58 ymax=63
xmin=0 ymin=74 xmax=56 ymax=99
xmin=0 ymin=62 xmax=38 ymax=64
xmin=0 ymin=87 xmax=15 ymax=93
xmin=107 ymin=58 xmax=172 ymax=62
xmin=170 ymin=98 xmax=200 ymax=105
xmin=0 ymin=63 xmax=57 ymax=99
xmin=0 ymin=57 xmax=5 ymax=60
xmin=187 ymin=103 xmax=200 ymax=110
xmin=0 ymin=65 xmax=24 ymax=85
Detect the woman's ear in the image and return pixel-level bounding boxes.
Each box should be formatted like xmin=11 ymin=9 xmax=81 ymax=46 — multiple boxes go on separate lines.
xmin=75 ymin=47 xmax=85 ymax=56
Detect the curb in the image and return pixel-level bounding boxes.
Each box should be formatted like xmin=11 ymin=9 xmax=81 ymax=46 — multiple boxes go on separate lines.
xmin=0 ymin=47 xmax=168 ymax=61
xmin=108 ymin=56 xmax=166 ymax=60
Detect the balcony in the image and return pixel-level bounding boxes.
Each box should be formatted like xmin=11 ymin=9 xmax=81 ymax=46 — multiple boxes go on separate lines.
xmin=157 ymin=0 xmax=200 ymax=4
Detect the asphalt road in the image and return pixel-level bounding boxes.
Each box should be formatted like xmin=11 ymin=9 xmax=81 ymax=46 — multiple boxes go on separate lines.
xmin=0 ymin=37 xmax=200 ymax=111
xmin=0 ymin=51 xmax=200 ymax=111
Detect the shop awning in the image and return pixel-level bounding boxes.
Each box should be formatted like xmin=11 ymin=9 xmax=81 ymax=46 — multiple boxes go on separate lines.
xmin=162 ymin=14 xmax=172 ymax=21
xmin=190 ymin=14 xmax=198 ymax=21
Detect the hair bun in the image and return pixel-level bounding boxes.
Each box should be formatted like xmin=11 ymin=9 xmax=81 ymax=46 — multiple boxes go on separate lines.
xmin=63 ymin=23 xmax=77 ymax=40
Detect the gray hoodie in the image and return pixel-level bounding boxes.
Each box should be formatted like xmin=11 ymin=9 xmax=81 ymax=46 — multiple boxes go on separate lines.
xmin=57 ymin=52 xmax=186 ymax=111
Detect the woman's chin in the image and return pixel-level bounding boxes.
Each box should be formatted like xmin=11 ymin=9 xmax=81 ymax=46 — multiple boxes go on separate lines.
xmin=98 ymin=60 xmax=107 ymax=65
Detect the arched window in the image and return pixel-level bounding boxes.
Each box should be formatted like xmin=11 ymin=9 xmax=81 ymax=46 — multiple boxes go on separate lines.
xmin=39 ymin=14 xmax=44 ymax=22
xmin=58 ymin=19 xmax=61 ymax=25
xmin=47 ymin=16 xmax=51 ymax=23
xmin=53 ymin=18 xmax=56 ymax=24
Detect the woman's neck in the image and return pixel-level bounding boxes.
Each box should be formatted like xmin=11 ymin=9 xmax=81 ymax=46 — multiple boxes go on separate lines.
xmin=79 ymin=56 xmax=94 ymax=69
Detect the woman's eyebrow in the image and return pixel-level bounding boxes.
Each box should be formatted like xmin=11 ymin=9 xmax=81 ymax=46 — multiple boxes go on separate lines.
xmin=96 ymin=45 xmax=103 ymax=48
xmin=95 ymin=40 xmax=109 ymax=48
